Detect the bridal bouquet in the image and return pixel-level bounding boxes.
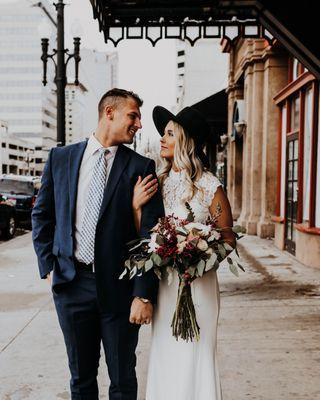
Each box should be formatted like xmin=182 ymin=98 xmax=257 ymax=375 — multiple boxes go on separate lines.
xmin=120 ymin=203 xmax=245 ymax=342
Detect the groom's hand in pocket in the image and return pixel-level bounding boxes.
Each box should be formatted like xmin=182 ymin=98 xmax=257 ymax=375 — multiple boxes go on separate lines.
xmin=46 ymin=272 xmax=52 ymax=285
xmin=130 ymin=297 xmax=153 ymax=325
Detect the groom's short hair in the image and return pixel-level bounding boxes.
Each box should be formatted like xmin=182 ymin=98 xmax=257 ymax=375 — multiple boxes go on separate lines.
xmin=98 ymin=88 xmax=143 ymax=119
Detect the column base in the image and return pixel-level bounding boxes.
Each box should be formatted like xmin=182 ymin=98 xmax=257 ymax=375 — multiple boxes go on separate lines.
xmin=246 ymin=220 xmax=258 ymax=235
xmin=257 ymin=220 xmax=275 ymax=238
xmin=236 ymin=213 xmax=249 ymax=230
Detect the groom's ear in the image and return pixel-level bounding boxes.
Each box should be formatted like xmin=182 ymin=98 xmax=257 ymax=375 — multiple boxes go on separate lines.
xmin=105 ymin=105 xmax=114 ymax=121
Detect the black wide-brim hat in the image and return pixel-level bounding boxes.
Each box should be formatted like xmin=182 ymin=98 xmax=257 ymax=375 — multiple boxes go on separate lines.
xmin=152 ymin=105 xmax=210 ymax=167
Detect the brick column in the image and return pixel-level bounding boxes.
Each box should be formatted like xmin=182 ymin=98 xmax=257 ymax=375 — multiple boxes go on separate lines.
xmin=237 ymin=64 xmax=253 ymax=230
xmin=247 ymin=61 xmax=264 ymax=235
xmin=257 ymin=54 xmax=288 ymax=237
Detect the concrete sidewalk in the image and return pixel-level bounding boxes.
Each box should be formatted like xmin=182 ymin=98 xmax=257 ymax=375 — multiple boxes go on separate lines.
xmin=0 ymin=233 xmax=320 ymax=399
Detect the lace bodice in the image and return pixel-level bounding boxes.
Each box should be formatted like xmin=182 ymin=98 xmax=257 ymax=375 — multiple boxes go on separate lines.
xmin=162 ymin=169 xmax=222 ymax=223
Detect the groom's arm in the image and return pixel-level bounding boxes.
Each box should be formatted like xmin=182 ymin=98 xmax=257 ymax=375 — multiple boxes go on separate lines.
xmin=132 ymin=159 xmax=164 ymax=303
xmin=32 ymin=149 xmax=56 ymax=279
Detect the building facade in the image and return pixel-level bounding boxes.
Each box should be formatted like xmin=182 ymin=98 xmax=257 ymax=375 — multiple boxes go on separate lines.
xmin=65 ymin=82 xmax=88 ymax=144
xmin=222 ymin=38 xmax=320 ymax=267
xmin=175 ymin=39 xmax=228 ymax=110
xmin=0 ymin=118 xmax=50 ymax=176
xmin=272 ymin=59 xmax=320 ymax=267
xmin=79 ymin=49 xmax=118 ymax=136
xmin=0 ymin=0 xmax=57 ymax=142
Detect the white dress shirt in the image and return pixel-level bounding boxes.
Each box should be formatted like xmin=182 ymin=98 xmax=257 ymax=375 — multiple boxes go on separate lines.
xmin=74 ymin=134 xmax=118 ymax=260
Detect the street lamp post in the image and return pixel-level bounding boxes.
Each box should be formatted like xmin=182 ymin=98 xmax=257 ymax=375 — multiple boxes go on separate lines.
xmin=40 ymin=0 xmax=81 ymax=146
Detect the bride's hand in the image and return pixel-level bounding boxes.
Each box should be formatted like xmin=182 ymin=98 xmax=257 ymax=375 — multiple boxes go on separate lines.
xmin=133 ymin=174 xmax=158 ymax=210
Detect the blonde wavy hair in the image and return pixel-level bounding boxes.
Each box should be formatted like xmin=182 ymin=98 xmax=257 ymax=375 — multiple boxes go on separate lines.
xmin=158 ymin=121 xmax=206 ymax=202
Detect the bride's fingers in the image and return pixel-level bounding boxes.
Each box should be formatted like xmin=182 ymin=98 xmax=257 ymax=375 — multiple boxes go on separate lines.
xmin=140 ymin=174 xmax=154 ymax=186
xmin=146 ymin=185 xmax=158 ymax=198
xmin=143 ymin=179 xmax=158 ymax=192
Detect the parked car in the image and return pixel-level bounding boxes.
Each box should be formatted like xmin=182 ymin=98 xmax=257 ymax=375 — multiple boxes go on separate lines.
xmin=0 ymin=174 xmax=41 ymax=229
xmin=0 ymin=196 xmax=16 ymax=239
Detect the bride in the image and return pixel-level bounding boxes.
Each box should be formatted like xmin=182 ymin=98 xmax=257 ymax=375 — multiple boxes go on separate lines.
xmin=132 ymin=105 xmax=235 ymax=400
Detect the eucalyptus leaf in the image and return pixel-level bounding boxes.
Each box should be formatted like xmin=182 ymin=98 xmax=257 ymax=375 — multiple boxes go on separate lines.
xmin=235 ymin=247 xmax=240 ymax=258
xmin=197 ymin=259 xmax=205 ymax=277
xmin=154 ymin=268 xmax=162 ymax=280
xmin=205 ymin=253 xmax=217 ymax=271
xmin=129 ymin=239 xmax=149 ymax=252
xmin=186 ymin=266 xmax=196 ymax=277
xmin=126 ymin=238 xmax=141 ymax=247
xmin=232 ymin=225 xmax=242 ymax=233
xmin=214 ymin=259 xmax=220 ymax=270
xmin=218 ymin=244 xmax=226 ymax=259
xmin=145 ymin=259 xmax=154 ymax=272
xmin=151 ymin=253 xmax=162 ymax=267
xmin=205 ymin=261 xmax=214 ymax=272
xmin=229 ymin=263 xmax=239 ymax=277
xmin=224 ymin=243 xmax=234 ymax=252
xmin=237 ymin=262 xmax=245 ymax=272
xmin=176 ymin=227 xmax=188 ymax=235
xmin=129 ymin=266 xmax=137 ymax=279
xmin=137 ymin=260 xmax=146 ymax=270
xmin=155 ymin=234 xmax=164 ymax=245
xmin=119 ymin=269 xmax=128 ymax=280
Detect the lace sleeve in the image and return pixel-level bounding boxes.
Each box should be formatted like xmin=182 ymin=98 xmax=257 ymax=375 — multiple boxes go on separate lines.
xmin=199 ymin=172 xmax=222 ymax=207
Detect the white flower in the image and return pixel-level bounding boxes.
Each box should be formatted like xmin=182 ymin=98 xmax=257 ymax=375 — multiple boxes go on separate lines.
xmin=185 ymin=222 xmax=211 ymax=235
xmin=176 ymin=234 xmax=186 ymax=243
xmin=148 ymin=233 xmax=159 ymax=253
xmin=209 ymin=230 xmax=221 ymax=241
xmin=177 ymin=241 xmax=187 ymax=254
xmin=197 ymin=238 xmax=208 ymax=251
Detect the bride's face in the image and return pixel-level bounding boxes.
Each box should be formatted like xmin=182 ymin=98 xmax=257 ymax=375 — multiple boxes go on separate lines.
xmin=160 ymin=121 xmax=176 ymax=160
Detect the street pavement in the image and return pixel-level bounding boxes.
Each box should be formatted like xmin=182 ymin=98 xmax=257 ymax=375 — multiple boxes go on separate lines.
xmin=0 ymin=232 xmax=320 ymax=399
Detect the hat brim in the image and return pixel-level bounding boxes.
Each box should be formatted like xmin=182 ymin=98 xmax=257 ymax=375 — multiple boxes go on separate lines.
xmin=152 ymin=106 xmax=177 ymax=137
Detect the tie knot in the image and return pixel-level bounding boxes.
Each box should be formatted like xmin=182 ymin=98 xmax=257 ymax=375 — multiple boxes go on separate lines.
xmin=98 ymin=148 xmax=109 ymax=157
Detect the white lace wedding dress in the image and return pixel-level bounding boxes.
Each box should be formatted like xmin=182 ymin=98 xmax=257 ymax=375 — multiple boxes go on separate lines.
xmin=146 ymin=169 xmax=223 ymax=400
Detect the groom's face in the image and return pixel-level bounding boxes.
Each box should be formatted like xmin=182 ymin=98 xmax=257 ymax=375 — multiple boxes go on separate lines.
xmin=110 ymin=98 xmax=142 ymax=145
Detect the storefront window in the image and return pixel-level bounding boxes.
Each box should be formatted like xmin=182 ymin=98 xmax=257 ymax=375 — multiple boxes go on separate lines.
xmin=316 ymin=89 xmax=320 ymax=228
xmin=290 ymin=96 xmax=300 ymax=132
xmin=303 ymin=88 xmax=313 ymax=221
xmin=292 ymin=58 xmax=300 ymax=81
xmin=280 ymin=105 xmax=287 ymax=217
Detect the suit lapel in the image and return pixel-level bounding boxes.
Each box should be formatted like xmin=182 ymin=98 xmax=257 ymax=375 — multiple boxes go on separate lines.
xmin=98 ymin=144 xmax=130 ymax=220
xmin=68 ymin=140 xmax=87 ymax=226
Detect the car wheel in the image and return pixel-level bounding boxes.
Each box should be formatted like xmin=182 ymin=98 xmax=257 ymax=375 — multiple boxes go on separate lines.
xmin=3 ymin=216 xmax=16 ymax=239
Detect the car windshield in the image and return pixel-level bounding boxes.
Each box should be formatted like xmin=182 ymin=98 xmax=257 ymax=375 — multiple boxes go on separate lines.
xmin=0 ymin=179 xmax=35 ymax=195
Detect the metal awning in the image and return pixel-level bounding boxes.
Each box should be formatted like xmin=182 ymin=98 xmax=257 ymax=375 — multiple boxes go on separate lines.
xmin=89 ymin=0 xmax=320 ymax=79
xmin=89 ymin=0 xmax=273 ymax=46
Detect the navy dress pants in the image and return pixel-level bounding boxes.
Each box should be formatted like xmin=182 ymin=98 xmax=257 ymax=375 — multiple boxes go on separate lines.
xmin=53 ymin=270 xmax=140 ymax=400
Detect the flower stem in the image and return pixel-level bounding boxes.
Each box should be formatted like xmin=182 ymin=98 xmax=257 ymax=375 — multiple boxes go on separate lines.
xmin=171 ymin=279 xmax=200 ymax=342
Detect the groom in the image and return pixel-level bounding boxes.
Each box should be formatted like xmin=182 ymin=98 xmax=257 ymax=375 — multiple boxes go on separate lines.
xmin=32 ymin=88 xmax=164 ymax=399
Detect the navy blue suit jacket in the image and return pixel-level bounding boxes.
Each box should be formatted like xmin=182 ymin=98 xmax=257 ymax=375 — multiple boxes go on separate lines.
xmin=32 ymin=141 xmax=165 ymax=312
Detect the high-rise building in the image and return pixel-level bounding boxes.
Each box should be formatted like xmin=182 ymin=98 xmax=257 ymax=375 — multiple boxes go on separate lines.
xmin=175 ymin=39 xmax=228 ymax=110
xmin=65 ymin=82 xmax=88 ymax=144
xmin=79 ymin=49 xmax=118 ymax=136
xmin=0 ymin=0 xmax=57 ymax=144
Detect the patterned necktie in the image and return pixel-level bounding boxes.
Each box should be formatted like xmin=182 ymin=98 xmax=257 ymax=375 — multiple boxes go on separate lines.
xmin=78 ymin=148 xmax=109 ymax=264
